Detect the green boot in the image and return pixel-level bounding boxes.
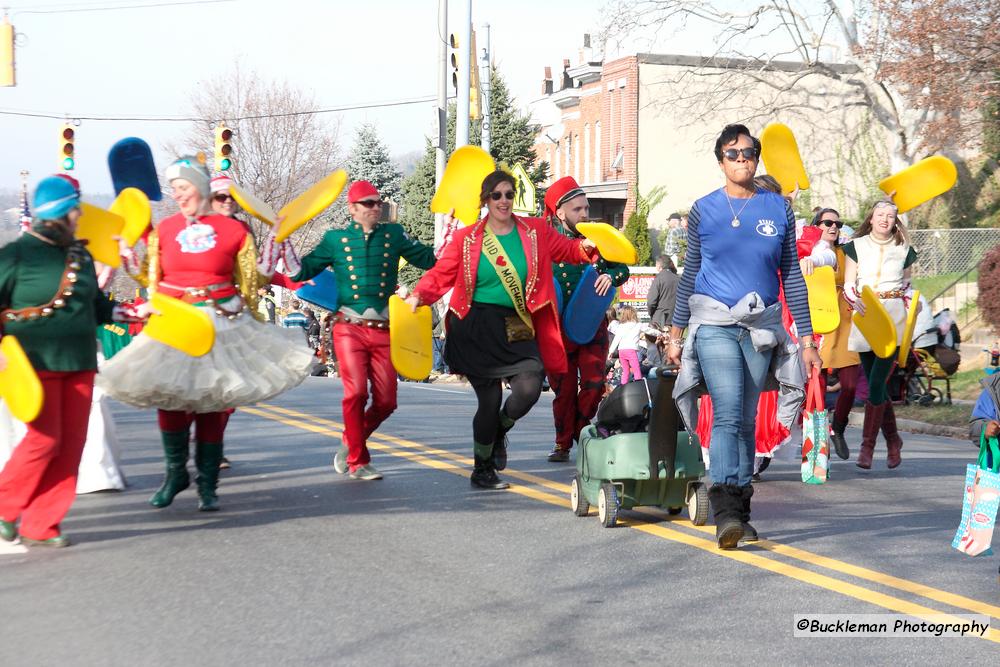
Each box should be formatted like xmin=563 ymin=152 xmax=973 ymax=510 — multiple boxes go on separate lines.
xmin=149 ymin=431 xmax=191 ymax=508
xmin=195 ymin=442 xmax=224 ymax=512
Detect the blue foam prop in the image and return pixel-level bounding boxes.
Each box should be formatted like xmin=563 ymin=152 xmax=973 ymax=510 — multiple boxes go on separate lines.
xmin=296 ymin=269 xmax=339 ymax=312
xmin=108 ymin=138 xmax=162 ymax=200
xmin=554 ymin=277 xmax=564 ymax=315
xmin=563 ymin=264 xmax=616 ymax=345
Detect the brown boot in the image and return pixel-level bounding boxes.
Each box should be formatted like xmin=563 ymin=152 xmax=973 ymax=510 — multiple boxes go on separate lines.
xmin=856 ymin=402 xmax=886 ymax=470
xmin=882 ymin=402 xmax=903 ymax=469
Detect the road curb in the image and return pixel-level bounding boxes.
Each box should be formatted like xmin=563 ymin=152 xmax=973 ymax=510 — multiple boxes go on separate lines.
xmin=847 ymin=411 xmax=967 ymax=439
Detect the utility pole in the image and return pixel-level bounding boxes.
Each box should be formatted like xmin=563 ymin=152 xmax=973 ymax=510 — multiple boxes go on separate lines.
xmin=435 ymin=0 xmax=447 ymax=187
xmin=480 ymin=23 xmax=491 ymax=154
xmin=456 ymin=0 xmax=472 ymax=147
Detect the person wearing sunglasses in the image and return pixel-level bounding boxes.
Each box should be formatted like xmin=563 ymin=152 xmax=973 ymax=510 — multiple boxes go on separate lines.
xmin=290 ymin=180 xmax=436 ymax=481
xmin=842 ymin=201 xmax=917 ymax=469
xmin=805 ymin=208 xmax=860 ymax=461
xmin=667 ymin=124 xmax=819 ymax=549
xmin=543 ymin=176 xmax=630 ymax=463
xmin=405 ymin=170 xmax=599 ymax=489
xmin=99 ymin=156 xmax=315 ymax=512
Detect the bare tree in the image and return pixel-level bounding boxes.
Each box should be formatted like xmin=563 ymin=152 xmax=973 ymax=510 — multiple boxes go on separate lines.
xmin=165 ymin=62 xmax=344 ymax=253
xmin=601 ymin=0 xmax=1000 ymax=168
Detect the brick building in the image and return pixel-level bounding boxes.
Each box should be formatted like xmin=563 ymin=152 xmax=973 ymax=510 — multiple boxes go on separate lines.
xmin=529 ymin=37 xmax=881 ymax=244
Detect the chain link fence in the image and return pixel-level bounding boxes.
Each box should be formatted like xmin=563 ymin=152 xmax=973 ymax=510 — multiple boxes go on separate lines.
xmin=908 ymin=228 xmax=1000 ymax=280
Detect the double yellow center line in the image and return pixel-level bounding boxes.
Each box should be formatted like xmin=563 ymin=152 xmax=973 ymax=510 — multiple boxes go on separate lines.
xmin=243 ymin=403 xmax=1000 ymax=643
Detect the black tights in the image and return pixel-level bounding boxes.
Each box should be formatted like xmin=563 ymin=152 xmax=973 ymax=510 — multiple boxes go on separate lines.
xmin=468 ymin=372 xmax=543 ymax=445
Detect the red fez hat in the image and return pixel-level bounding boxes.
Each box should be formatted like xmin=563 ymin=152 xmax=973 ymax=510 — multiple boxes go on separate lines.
xmin=347 ymin=180 xmax=380 ymax=203
xmin=543 ymin=176 xmax=585 ymax=218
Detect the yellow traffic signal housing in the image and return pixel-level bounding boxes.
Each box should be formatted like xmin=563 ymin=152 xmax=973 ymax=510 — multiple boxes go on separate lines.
xmin=1 ymin=17 xmax=14 ymax=87
xmin=469 ymin=30 xmax=481 ymax=121
xmin=60 ymin=124 xmax=75 ymax=171
xmin=214 ymin=124 xmax=233 ymax=172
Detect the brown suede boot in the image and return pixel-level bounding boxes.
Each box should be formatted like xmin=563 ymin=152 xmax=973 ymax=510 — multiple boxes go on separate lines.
xmin=856 ymin=402 xmax=887 ymax=470
xmin=882 ymin=402 xmax=903 ymax=469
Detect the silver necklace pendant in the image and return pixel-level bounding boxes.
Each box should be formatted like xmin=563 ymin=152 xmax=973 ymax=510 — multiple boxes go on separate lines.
xmin=731 ymin=218 xmax=740 ymax=228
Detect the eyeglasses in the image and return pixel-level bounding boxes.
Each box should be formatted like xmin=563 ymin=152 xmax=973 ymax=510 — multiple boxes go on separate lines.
xmin=356 ymin=200 xmax=382 ymax=209
xmin=213 ymin=194 xmax=233 ymax=203
xmin=818 ymin=219 xmax=844 ymax=229
xmin=722 ymin=147 xmax=759 ymax=161
xmin=490 ymin=191 xmax=515 ymax=201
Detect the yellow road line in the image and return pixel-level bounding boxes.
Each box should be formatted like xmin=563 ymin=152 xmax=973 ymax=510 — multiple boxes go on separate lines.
xmin=250 ymin=403 xmax=1000 ymax=633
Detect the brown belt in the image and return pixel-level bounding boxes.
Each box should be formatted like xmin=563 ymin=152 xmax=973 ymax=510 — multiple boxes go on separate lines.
xmin=876 ymin=289 xmax=905 ymax=299
xmin=335 ymin=312 xmax=389 ymax=330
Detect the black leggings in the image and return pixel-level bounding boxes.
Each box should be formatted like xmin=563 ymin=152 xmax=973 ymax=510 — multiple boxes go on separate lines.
xmin=468 ymin=372 xmax=543 ymax=444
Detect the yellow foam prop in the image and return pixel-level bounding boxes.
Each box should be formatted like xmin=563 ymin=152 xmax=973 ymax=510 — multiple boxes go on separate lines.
xmin=389 ymin=295 xmax=433 ymax=380
xmin=575 ymin=222 xmax=638 ymax=265
xmin=143 ymin=293 xmax=215 ymax=357
xmin=760 ymin=123 xmax=810 ymax=194
xmin=897 ymin=290 xmax=921 ymax=364
xmin=851 ymin=286 xmax=898 ymax=359
xmin=275 ymin=169 xmax=348 ymax=242
xmin=0 ymin=336 xmax=43 ymax=423
xmin=229 ymin=183 xmax=277 ymax=226
xmin=430 ymin=146 xmax=496 ymax=226
xmin=76 ymin=203 xmax=125 ymax=268
xmin=803 ymin=265 xmax=840 ymax=334
xmin=878 ymin=155 xmax=957 ymax=214
xmin=110 ymin=187 xmax=152 ymax=247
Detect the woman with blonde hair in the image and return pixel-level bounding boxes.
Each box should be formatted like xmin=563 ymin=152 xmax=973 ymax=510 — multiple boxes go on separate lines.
xmin=842 ymin=200 xmax=916 ymax=469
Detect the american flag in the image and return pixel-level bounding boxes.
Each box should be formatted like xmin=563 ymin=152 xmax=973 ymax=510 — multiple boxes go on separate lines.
xmin=18 ymin=178 xmax=31 ymax=232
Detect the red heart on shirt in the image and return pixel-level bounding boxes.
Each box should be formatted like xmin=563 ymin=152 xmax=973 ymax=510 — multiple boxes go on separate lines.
xmin=496 ymin=255 xmax=507 ymax=267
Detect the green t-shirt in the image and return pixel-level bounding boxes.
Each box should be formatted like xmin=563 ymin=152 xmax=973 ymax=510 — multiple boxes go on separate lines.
xmin=473 ymin=229 xmax=527 ymax=308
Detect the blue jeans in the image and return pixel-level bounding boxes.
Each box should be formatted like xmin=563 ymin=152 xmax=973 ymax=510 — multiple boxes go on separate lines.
xmin=432 ymin=338 xmax=448 ymax=373
xmin=695 ymin=324 xmax=773 ymax=486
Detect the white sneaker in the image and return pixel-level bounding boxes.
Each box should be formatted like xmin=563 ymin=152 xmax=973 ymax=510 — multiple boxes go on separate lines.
xmin=332 ymin=446 xmax=348 ymax=474
xmin=349 ymin=464 xmax=383 ymax=481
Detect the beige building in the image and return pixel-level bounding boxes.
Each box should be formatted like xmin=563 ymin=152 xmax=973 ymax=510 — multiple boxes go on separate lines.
xmin=529 ymin=40 xmax=889 ymax=242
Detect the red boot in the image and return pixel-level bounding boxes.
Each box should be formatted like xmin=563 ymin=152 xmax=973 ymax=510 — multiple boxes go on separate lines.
xmin=882 ymin=402 xmax=903 ymax=469
xmin=856 ymin=402 xmax=886 ymax=470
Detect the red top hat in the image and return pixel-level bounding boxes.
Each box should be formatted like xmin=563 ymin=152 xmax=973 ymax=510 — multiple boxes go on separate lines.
xmin=543 ymin=176 xmax=585 ymax=219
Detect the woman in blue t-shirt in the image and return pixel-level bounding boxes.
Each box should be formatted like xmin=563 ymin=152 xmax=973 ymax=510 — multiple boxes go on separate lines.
xmin=666 ymin=124 xmax=821 ymax=549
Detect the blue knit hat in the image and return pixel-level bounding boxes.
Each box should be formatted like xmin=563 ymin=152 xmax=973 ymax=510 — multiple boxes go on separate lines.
xmin=33 ymin=175 xmax=81 ymax=220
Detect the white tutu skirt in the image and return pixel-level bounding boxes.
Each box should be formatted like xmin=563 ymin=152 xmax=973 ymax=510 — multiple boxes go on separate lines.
xmin=97 ymin=308 xmax=314 ymax=413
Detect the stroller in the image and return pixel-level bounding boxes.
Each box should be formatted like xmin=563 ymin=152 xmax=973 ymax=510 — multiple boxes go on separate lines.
xmin=894 ymin=308 xmax=961 ymax=405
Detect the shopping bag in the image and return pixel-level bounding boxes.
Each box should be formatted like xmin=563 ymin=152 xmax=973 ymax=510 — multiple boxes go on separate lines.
xmin=951 ymin=434 xmax=1000 ymax=557
xmin=801 ymin=367 xmax=830 ymax=484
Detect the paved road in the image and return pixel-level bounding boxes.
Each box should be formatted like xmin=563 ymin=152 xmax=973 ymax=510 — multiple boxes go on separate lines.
xmin=2 ymin=377 xmax=998 ymax=665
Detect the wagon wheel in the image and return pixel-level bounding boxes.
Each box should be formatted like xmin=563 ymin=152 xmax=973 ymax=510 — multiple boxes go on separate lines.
xmin=687 ymin=482 xmax=710 ymax=526
xmin=598 ymin=483 xmax=619 ymax=528
xmin=570 ymin=475 xmax=590 ymax=517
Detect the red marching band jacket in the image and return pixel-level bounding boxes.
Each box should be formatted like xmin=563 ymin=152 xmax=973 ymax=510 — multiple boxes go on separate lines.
xmin=412 ymin=215 xmax=598 ymax=375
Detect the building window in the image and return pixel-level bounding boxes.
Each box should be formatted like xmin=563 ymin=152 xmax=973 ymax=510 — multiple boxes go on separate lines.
xmin=594 ymin=121 xmax=601 ymax=183
xmin=584 ymin=123 xmax=591 ymax=184
xmin=565 ymin=135 xmax=571 ymax=180
xmin=574 ymin=133 xmax=580 ymax=183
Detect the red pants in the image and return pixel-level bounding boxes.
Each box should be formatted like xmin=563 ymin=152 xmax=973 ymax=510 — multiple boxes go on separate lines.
xmin=826 ymin=364 xmax=860 ymax=426
xmin=157 ymin=410 xmax=227 ymax=442
xmin=333 ymin=321 xmax=397 ymax=469
xmin=548 ymin=323 xmax=609 ymax=450
xmin=0 ymin=370 xmax=95 ymax=540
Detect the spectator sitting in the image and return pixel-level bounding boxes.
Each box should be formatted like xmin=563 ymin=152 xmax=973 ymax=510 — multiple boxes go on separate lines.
xmin=970 ymin=372 xmax=1000 ymax=459
xmin=638 ymin=325 xmax=666 ymax=378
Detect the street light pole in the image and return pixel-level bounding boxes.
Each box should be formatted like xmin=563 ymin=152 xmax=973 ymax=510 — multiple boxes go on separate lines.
xmin=456 ymin=0 xmax=471 ymax=147
xmin=480 ymin=22 xmax=491 ymax=154
xmin=435 ymin=0 xmax=447 ymax=187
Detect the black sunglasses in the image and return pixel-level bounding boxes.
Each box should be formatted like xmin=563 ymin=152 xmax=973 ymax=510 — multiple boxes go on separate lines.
xmin=213 ymin=193 xmax=233 ymax=203
xmin=722 ymin=147 xmax=759 ymax=161
xmin=490 ymin=190 xmax=516 ymax=201
xmin=818 ymin=219 xmax=844 ymax=229
xmin=356 ymin=200 xmax=382 ymax=209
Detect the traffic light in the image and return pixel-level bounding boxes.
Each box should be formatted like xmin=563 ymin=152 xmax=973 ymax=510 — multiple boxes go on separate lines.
xmin=469 ymin=30 xmax=481 ymax=121
xmin=214 ymin=124 xmax=233 ymax=172
xmin=59 ymin=124 xmax=75 ymax=171
xmin=0 ymin=17 xmax=13 ymax=87
xmin=449 ymin=33 xmax=459 ymax=90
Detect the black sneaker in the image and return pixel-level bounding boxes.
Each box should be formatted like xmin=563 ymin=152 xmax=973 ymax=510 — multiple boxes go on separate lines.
xmin=471 ymin=464 xmax=509 ymax=490
xmin=547 ymin=448 xmax=571 ymax=463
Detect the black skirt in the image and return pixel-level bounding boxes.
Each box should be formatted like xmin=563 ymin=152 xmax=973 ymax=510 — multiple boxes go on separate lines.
xmin=444 ymin=303 xmax=543 ymax=379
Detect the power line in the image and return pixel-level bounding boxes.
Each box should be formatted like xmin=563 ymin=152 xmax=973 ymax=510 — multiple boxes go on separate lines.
xmin=10 ymin=0 xmax=236 ymax=15
xmin=0 ymin=94 xmax=453 ymax=122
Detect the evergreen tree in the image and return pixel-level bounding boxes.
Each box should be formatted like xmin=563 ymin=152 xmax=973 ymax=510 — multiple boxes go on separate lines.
xmin=622 ymin=183 xmax=666 ymax=266
xmin=345 ymin=123 xmax=403 ymax=202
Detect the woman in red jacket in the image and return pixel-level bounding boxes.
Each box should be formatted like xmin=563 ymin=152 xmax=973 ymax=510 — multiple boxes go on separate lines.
xmin=406 ymin=171 xmax=597 ymax=489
